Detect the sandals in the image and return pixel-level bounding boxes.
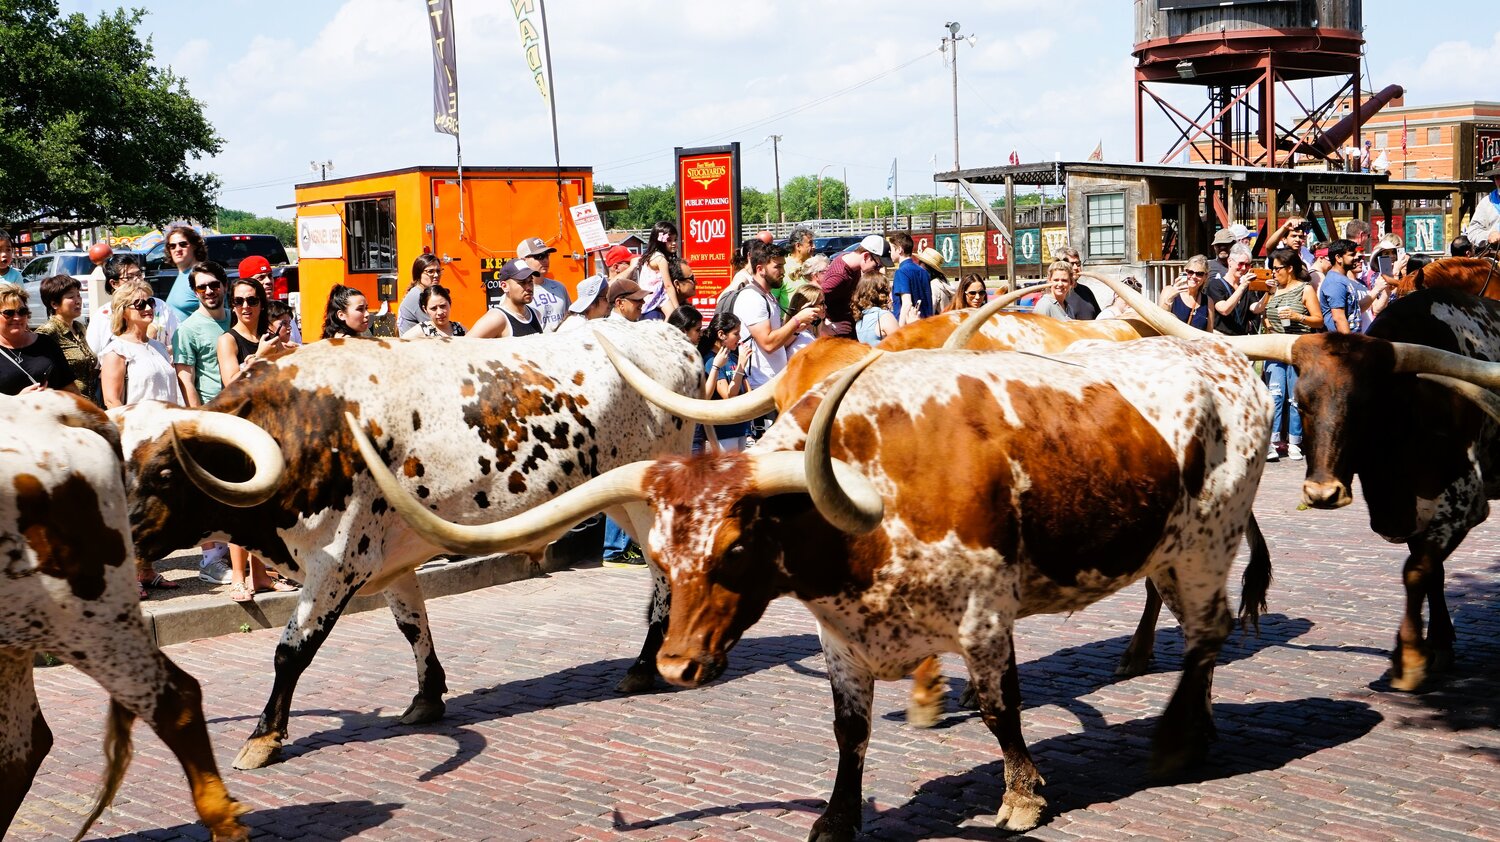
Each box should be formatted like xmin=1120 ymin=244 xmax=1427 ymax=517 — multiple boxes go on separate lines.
xmin=253 ymin=576 xmax=299 ymax=594
xmin=139 ymin=573 xmax=181 ymax=591
xmin=228 ymin=582 xmax=255 ymax=603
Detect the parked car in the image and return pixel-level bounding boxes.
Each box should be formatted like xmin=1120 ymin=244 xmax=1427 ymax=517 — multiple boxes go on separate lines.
xmin=812 ymin=235 xmax=864 ymax=258
xmin=18 ymin=251 xmax=97 ymax=328
xmin=144 ymin=234 xmax=298 ymax=302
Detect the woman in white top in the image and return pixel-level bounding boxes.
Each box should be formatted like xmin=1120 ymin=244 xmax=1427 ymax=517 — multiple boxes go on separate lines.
xmin=400 ymin=284 xmax=468 ymax=338
xmin=100 ymin=279 xmax=183 ymax=408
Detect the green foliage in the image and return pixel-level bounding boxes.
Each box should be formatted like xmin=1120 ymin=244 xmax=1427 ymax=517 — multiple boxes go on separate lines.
xmin=780 ymin=175 xmax=849 ymax=221
xmin=596 ymin=183 xmax=678 ymax=231
xmin=739 ymin=186 xmax=776 ymax=227
xmin=239 ymin=622 xmax=252 ymax=634
xmin=216 ymin=207 xmax=294 ymax=245
xmin=0 ymin=1 xmax=222 ymax=228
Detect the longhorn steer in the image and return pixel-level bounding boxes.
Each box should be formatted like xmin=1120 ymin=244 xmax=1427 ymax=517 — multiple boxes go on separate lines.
xmin=356 ymin=338 xmax=1272 ymax=835
xmin=1 ymin=392 xmax=246 ymax=842
xmin=113 ymin=321 xmax=700 ymax=769
xmin=1108 ymin=278 xmax=1500 ymax=691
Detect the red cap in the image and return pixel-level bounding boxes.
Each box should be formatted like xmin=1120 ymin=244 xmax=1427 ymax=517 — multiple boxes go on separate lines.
xmin=603 ymin=245 xmax=635 ymax=268
xmin=1313 ymin=247 xmax=1329 ymax=259
xmin=238 ymin=256 xmax=272 ymax=278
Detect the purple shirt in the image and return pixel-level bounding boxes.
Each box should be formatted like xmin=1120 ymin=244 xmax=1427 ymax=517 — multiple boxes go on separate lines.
xmin=819 ymin=256 xmax=863 ymax=336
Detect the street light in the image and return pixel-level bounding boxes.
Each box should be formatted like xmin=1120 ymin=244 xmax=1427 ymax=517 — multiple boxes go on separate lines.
xmin=816 ymin=164 xmax=833 ymax=220
xmin=943 ymin=22 xmax=968 ymax=214
xmin=310 ymin=160 xmax=334 ymax=181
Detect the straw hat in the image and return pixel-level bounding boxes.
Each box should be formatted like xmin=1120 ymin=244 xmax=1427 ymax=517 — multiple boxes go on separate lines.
xmin=913 ymin=246 xmax=947 ymax=274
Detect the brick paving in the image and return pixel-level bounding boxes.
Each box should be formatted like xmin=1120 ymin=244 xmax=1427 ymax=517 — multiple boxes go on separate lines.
xmin=15 ymin=463 xmax=1500 ymax=841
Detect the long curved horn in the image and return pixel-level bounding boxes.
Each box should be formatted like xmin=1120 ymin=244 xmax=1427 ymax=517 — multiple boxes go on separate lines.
xmin=1084 ymin=271 xmax=1300 ymax=362
xmin=769 ymin=350 xmax=886 ymax=533
xmin=168 ymin=413 xmax=285 ymax=507
xmin=1416 ymin=374 xmax=1500 ymax=425
xmin=595 ymin=330 xmax=779 ymax=425
xmin=345 ymin=412 xmax=651 ymax=555
xmin=1394 ymin=343 xmax=1500 ymax=388
xmin=941 ymin=285 xmax=1045 ymax=350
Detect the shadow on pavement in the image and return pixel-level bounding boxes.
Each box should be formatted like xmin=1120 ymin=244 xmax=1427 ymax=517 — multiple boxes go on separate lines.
xmin=1381 ymin=563 xmax=1500 ymax=732
xmin=865 ymin=697 xmax=1381 ymax=840
xmin=96 ymin=800 xmax=400 ymax=842
xmin=224 ymin=632 xmax=822 ymax=777
xmin=884 ymin=612 xmax=1315 ymax=728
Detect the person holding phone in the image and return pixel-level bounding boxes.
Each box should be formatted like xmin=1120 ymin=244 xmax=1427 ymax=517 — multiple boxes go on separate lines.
xmin=1156 ymin=255 xmax=1215 ymax=331
xmin=1264 ymin=215 xmax=1316 ymax=268
xmin=699 ymin=311 xmax=753 ymax=452
xmin=216 ymin=279 xmax=288 ymax=385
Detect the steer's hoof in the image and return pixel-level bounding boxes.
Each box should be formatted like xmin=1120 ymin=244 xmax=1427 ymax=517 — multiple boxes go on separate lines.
xmin=995 ymin=790 xmax=1046 ymax=832
xmin=806 ymin=812 xmax=858 ymax=842
xmin=399 ymin=695 xmax=446 ymax=725
xmin=1430 ymin=646 xmax=1455 ymax=675
xmin=957 ymin=683 xmax=979 ymax=711
xmin=232 ymin=735 xmax=284 ymax=770
xmin=209 ymin=817 xmax=252 ymax=842
xmin=1389 ymin=662 xmax=1428 ymax=693
xmin=616 ymin=666 xmax=657 ymax=694
xmin=1114 ymin=651 xmax=1153 ymax=678
xmin=1149 ymin=732 xmax=1207 ymax=780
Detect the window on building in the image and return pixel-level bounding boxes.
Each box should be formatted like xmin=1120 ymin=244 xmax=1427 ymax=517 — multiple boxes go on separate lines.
xmin=1404 ymin=164 xmax=1419 ymax=180
xmin=1427 ymin=127 xmax=1442 ymax=146
xmin=1406 ymin=128 xmax=1418 ymax=149
xmin=1375 ymin=131 xmax=1388 ymax=149
xmin=346 ymin=197 xmax=396 ymax=273
xmin=1085 ymin=192 xmax=1125 ymax=259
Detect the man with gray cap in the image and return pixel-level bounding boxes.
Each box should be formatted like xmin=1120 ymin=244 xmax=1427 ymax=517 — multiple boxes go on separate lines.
xmin=1208 ymin=223 xmax=1250 ymax=278
xmin=818 ymin=233 xmax=887 ymax=336
xmin=517 ymin=236 xmax=572 ymax=332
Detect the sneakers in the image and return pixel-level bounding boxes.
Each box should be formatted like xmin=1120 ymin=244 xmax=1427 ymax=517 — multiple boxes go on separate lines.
xmin=602 ymin=547 xmax=647 ymax=568
xmin=1266 ymin=444 xmax=1280 ymax=463
xmin=1286 ymin=442 xmax=1304 ymax=461
xmin=198 ymin=558 xmax=233 ymax=584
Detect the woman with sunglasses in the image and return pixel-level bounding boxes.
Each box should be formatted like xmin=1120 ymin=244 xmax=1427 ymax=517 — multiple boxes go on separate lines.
xmin=216 ymin=279 xmax=288 ymax=386
xmin=1157 ymin=254 xmax=1215 ymax=331
xmin=397 ymin=254 xmax=444 ymax=335
xmin=161 ymin=225 xmax=208 ymax=321
xmin=0 ymin=282 xmax=74 ymax=396
xmin=1257 ymin=248 xmax=1324 ymax=462
xmin=100 ymin=279 xmax=182 ymax=408
xmin=946 ymin=274 xmax=989 ymax=312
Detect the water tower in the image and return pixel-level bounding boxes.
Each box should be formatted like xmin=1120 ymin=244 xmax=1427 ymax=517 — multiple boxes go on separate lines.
xmin=1134 ymin=0 xmax=1397 ymax=168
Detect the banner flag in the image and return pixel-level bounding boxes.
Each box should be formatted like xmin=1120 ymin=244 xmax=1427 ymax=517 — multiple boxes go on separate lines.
xmin=427 ymin=0 xmax=459 ymax=135
xmin=887 ymin=158 xmax=897 ymax=191
xmin=512 ymin=0 xmax=551 ymax=102
xmin=1087 ymin=140 xmax=1103 ymax=161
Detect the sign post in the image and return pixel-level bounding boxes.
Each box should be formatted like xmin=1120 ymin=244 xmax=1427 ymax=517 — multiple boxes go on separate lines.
xmin=675 ymin=143 xmax=741 ymax=311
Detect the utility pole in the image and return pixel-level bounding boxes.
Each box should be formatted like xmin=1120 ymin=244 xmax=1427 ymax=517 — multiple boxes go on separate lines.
xmin=310 ymin=160 xmax=334 ymax=181
xmin=944 ymin=21 xmax=962 ymax=215
xmin=769 ymin=134 xmax=783 ymax=223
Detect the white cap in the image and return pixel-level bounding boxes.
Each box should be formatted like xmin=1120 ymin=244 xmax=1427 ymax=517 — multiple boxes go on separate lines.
xmin=569 ymin=275 xmax=604 ymax=313
xmin=859 ymin=234 xmax=886 ymax=256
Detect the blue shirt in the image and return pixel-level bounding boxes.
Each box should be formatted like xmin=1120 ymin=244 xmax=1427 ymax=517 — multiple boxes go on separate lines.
xmin=890 ymin=258 xmax=933 ymax=321
xmin=1318 ymin=270 xmax=1361 ymax=333
xmin=165 ymin=269 xmax=200 ymax=321
xmin=705 ymin=354 xmax=750 ymax=439
xmin=0 ymin=267 xmax=21 ymax=285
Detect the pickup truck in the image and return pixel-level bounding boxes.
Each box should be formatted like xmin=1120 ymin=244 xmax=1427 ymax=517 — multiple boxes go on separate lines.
xmin=144 ymin=234 xmax=299 ymax=303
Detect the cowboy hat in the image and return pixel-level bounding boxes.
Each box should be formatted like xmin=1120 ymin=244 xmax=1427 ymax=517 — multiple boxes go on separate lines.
xmin=913 ymin=246 xmax=947 ymax=274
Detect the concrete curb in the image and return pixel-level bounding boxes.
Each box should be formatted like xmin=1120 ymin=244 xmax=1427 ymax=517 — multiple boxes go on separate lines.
xmin=140 ymin=519 xmax=604 ymax=648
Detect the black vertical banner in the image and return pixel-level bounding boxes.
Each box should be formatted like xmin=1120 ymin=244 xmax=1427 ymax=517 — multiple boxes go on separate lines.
xmin=428 ymin=0 xmax=459 ymax=135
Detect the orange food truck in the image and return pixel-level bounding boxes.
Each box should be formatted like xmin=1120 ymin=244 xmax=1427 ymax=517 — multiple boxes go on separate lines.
xmin=289 ymin=165 xmax=595 ymax=334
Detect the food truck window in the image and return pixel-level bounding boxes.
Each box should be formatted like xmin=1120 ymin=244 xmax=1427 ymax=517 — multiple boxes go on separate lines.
xmin=347 ymin=197 xmax=396 ymax=273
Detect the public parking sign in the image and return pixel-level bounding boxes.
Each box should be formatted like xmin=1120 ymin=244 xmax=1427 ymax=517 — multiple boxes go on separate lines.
xmin=675 ymin=144 xmax=741 ymax=308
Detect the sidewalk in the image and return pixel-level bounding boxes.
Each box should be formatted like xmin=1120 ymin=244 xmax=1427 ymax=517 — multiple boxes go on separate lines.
xmin=134 ymin=518 xmax=605 ymax=647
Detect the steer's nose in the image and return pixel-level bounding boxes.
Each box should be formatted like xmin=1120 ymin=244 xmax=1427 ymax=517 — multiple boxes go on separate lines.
xmin=1302 ymin=479 xmax=1352 ymax=509
xmin=657 ymin=651 xmax=725 ymax=688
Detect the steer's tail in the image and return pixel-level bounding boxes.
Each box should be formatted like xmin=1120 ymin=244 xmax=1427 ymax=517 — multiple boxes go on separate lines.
xmin=72 ymin=700 xmax=135 ymax=842
xmin=1237 ymin=511 xmax=1272 ymax=634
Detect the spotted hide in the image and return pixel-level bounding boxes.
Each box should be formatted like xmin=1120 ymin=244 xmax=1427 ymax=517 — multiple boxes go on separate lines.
xmin=371 ymin=338 xmax=1272 ymax=835
xmin=0 ymin=392 xmax=245 ymax=841
xmin=112 ymin=320 xmax=700 ymax=770
xmin=1295 ymin=288 xmax=1500 ymax=690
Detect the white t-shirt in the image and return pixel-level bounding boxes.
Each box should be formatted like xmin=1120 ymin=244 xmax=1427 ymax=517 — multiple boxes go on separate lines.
xmin=88 ymin=298 xmax=179 ymax=357
xmin=732 ymin=285 xmax=787 ymax=389
xmin=531 ymin=277 xmax=571 ymax=332
xmin=556 ymin=314 xmax=593 ymax=333
xmin=102 ymin=337 xmax=181 ymax=406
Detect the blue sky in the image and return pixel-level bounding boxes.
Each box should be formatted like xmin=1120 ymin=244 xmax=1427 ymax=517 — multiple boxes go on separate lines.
xmin=60 ymin=0 xmax=1498 ymax=219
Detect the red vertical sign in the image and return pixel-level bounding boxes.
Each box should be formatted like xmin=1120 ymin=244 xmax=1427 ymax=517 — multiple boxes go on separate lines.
xmin=676 ymin=144 xmax=741 ymax=309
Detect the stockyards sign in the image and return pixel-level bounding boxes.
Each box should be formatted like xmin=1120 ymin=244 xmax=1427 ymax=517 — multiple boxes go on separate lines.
xmin=675 ymin=144 xmax=741 ymax=308
xmin=1307 ymin=183 xmax=1374 ymax=203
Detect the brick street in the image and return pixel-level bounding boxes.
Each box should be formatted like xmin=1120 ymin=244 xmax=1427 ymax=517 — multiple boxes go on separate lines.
xmin=15 ymin=463 xmax=1500 ymax=841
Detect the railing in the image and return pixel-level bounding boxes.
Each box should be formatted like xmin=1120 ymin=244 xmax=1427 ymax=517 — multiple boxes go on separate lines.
xmin=650 ymin=205 xmax=1069 ymax=241
xmin=1144 ymin=260 xmax=1187 ymax=304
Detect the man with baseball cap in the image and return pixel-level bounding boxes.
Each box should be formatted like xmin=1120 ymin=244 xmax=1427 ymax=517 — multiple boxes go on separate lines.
xmin=558 ymin=273 xmax=609 ymax=332
xmin=607 ymin=278 xmax=648 ymax=322
xmin=469 ymin=258 xmax=544 ymax=339
xmin=818 ymin=233 xmax=887 ymax=336
xmin=517 ymin=236 xmax=572 ymax=332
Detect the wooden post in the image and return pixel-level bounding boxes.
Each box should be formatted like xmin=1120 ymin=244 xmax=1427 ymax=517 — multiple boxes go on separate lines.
xmin=1005 ymin=174 xmax=1016 ymax=290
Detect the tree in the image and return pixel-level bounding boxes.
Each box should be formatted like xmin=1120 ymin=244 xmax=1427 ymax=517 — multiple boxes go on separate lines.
xmin=739 ymin=187 xmax=775 ymax=228
xmin=0 ymin=1 xmax=222 ymax=229
xmin=216 ymin=208 xmax=295 ymax=245
xmin=781 ymin=175 xmax=849 ymax=222
xmin=596 ymin=183 xmax=678 ymax=231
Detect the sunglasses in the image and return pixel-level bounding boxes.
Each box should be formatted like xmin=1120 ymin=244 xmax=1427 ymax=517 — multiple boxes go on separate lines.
xmin=125 ymin=299 xmax=154 ymax=311
xmin=1185 ymin=270 xmax=1206 ymax=277
xmin=119 ymin=271 xmax=145 ymax=282
xmin=1 ymin=307 xmax=30 ymax=319
xmin=195 ymin=280 xmax=224 ymax=292
xmin=232 ymin=296 xmax=261 ymax=307
xmin=168 ymin=241 xmax=192 ymax=250
xmin=966 ymin=289 xmax=986 ymax=296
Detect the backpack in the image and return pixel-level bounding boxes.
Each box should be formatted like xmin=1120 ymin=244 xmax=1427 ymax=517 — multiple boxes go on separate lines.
xmin=713 ymin=278 xmax=754 ymax=322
